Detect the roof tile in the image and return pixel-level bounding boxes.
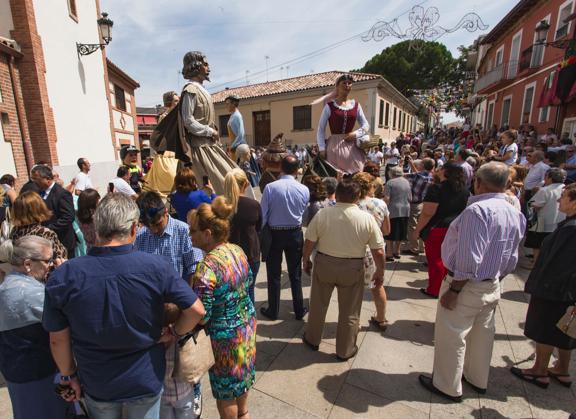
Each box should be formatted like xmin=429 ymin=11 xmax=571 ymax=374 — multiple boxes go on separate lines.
xmin=211 ymin=71 xmax=381 ymax=103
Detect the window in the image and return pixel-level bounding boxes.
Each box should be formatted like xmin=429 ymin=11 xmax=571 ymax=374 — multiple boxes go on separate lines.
xmin=114 ymin=85 xmax=126 ymax=112
xmin=68 ymin=0 xmax=78 ymax=20
xmin=532 ymin=16 xmax=550 ymax=67
xmin=522 ymin=83 xmax=536 ymax=124
xmin=556 ymin=1 xmax=574 ymax=40
xmin=487 ymin=101 xmax=495 ymax=128
xmin=219 ymin=114 xmax=231 ymax=137
xmin=384 ymin=102 xmax=390 ymax=127
xmin=378 ymin=100 xmax=384 ymax=126
xmin=392 ymin=107 xmax=397 ymax=129
xmin=508 ymin=31 xmax=522 ymax=79
xmin=501 ymin=97 xmax=512 ymax=127
xmin=495 ymin=46 xmax=504 ymax=67
xmin=539 ymin=106 xmax=550 ymax=123
xmin=293 ymin=105 xmax=312 ymax=130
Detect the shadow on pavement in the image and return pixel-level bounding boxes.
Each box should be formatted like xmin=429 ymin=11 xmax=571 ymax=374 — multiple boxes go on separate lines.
xmin=500 ymin=290 xmax=529 ymax=303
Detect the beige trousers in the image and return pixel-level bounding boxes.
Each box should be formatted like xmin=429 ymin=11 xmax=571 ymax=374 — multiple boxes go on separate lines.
xmin=406 ymin=202 xmax=423 ymax=253
xmin=432 ymin=276 xmax=501 ymax=397
xmin=305 ymin=253 xmax=364 ymax=358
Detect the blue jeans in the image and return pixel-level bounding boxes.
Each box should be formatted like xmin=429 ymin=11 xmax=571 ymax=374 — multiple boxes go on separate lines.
xmin=84 ymin=391 xmax=162 ymax=419
xmin=160 ymin=391 xmax=194 ymax=419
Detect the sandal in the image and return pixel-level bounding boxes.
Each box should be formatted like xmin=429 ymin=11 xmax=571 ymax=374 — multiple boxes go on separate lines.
xmin=386 ymin=256 xmax=395 ymax=262
xmin=510 ymin=367 xmax=549 ymax=389
xmin=238 ymin=411 xmax=249 ymax=418
xmin=369 ymin=316 xmax=389 ymax=331
xmin=548 ymin=370 xmax=572 ymax=388
xmin=419 ymin=288 xmax=438 ymax=298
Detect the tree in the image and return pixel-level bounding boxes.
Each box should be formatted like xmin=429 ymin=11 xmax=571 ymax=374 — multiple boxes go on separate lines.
xmin=357 ymin=40 xmax=457 ymax=95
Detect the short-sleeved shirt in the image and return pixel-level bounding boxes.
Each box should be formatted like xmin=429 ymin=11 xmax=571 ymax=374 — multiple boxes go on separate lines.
xmin=423 ymin=181 xmax=470 ymax=229
xmin=383 ymin=177 xmax=411 ymax=218
xmin=110 ymin=177 xmax=136 ymax=196
xmin=171 ymin=190 xmax=216 ymax=222
xmin=43 ymin=244 xmax=198 ymax=402
xmin=357 ymin=197 xmax=389 ymax=227
xmin=135 ymin=216 xmax=204 ymax=280
xmin=500 ymin=143 xmax=518 ymax=165
xmin=306 ymin=203 xmax=384 ymax=258
xmin=74 ymin=172 xmax=93 ymax=192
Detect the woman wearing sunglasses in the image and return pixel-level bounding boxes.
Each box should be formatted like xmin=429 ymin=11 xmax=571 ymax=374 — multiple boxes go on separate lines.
xmin=0 ymin=236 xmax=69 ymax=418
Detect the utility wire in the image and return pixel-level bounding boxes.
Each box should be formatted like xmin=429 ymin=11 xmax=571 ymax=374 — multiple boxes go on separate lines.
xmin=208 ymin=0 xmax=428 ymax=92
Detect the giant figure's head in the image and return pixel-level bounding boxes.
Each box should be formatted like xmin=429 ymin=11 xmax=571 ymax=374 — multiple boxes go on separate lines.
xmin=182 ymin=51 xmax=210 ymax=81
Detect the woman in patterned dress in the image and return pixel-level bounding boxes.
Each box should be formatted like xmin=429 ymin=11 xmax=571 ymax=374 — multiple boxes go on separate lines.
xmin=188 ymin=196 xmax=256 ymax=419
xmin=353 ymin=172 xmax=391 ymax=330
xmin=10 ymin=192 xmax=67 ymax=270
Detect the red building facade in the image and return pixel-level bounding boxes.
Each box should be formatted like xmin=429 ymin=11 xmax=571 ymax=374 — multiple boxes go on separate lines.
xmin=475 ymin=0 xmax=574 ymax=135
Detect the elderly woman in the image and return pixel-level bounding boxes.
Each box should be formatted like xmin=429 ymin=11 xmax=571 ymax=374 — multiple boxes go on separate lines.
xmin=189 ymin=197 xmax=256 ymax=419
xmin=224 ymin=168 xmax=262 ymax=305
xmin=10 ymin=191 xmax=67 ymax=268
xmin=302 ymin=175 xmax=327 ymax=227
xmin=170 ymin=167 xmax=216 ymax=222
xmin=414 ymin=162 xmax=469 ymax=298
xmin=353 ymin=172 xmax=391 ymax=330
xmin=383 ymin=166 xmax=411 ymax=261
xmin=511 ymin=184 xmax=576 ymax=388
xmin=524 ymin=168 xmax=567 ymax=264
xmin=0 ymin=236 xmax=69 ymax=418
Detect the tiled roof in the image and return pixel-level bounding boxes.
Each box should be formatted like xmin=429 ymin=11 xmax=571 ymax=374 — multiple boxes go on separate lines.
xmin=212 ymin=71 xmax=382 ymax=103
xmin=136 ymin=106 xmax=159 ymax=115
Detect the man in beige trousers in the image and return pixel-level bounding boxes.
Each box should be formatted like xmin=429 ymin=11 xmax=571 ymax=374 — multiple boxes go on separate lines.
xmin=418 ymin=162 xmax=525 ymax=402
xmin=301 ymin=179 xmax=385 ymax=360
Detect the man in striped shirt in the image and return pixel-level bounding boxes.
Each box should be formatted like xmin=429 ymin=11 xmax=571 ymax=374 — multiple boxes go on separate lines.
xmin=419 ymin=162 xmax=525 ymax=402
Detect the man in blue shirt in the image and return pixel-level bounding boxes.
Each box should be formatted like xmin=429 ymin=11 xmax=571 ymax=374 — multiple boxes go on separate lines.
xmin=43 ymin=193 xmax=205 ymax=419
xmin=225 ymin=95 xmax=246 ymax=161
xmin=260 ymin=155 xmax=310 ymax=320
xmin=134 ymin=191 xmax=204 ymax=417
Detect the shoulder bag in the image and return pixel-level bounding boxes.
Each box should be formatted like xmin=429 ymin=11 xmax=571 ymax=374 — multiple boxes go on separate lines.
xmin=173 ymin=327 xmax=215 ymax=384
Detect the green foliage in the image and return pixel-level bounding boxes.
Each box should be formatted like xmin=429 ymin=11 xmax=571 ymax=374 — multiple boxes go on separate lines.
xmin=357 ymin=40 xmax=458 ymax=94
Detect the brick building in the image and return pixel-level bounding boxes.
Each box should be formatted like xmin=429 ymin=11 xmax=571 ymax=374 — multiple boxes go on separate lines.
xmin=0 ymin=0 xmax=139 ymax=189
xmin=472 ymin=0 xmax=576 ymax=137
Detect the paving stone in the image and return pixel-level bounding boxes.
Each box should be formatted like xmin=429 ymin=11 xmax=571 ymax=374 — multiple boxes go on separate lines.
xmin=329 ymin=383 xmax=428 ymax=418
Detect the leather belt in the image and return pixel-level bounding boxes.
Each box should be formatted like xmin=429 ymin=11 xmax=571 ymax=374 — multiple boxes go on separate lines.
xmin=317 ymin=251 xmax=363 ymax=260
xmin=446 ymin=270 xmax=494 ymax=282
xmin=269 ymin=225 xmax=301 ymax=231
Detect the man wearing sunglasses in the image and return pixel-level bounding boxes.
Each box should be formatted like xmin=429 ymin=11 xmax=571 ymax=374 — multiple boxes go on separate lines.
xmin=134 ymin=191 xmax=204 ymax=418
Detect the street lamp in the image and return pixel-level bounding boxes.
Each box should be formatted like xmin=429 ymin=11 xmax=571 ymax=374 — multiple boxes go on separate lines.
xmin=76 ymin=12 xmax=114 ymax=57
xmin=535 ymin=20 xmax=550 ymax=45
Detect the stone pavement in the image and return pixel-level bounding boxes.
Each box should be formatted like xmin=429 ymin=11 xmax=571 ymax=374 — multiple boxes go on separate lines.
xmin=1 ymin=254 xmax=575 ymax=418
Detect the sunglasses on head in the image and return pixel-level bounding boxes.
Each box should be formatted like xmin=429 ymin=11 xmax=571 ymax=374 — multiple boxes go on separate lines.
xmin=139 ymin=206 xmax=165 ymax=220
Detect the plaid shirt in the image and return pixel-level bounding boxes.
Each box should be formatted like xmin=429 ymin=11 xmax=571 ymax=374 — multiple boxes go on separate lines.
xmin=134 ymin=216 xmax=203 ymax=403
xmin=406 ymin=171 xmax=433 ymax=204
xmin=135 ymin=216 xmax=203 ymax=281
xmin=162 ymin=341 xmax=192 ymax=402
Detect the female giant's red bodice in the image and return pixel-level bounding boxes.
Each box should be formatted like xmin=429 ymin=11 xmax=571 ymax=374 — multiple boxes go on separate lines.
xmin=327 ymin=101 xmax=358 ymax=135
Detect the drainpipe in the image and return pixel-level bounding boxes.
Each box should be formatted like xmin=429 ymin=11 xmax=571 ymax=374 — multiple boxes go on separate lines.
xmin=8 ymin=55 xmax=34 ymax=173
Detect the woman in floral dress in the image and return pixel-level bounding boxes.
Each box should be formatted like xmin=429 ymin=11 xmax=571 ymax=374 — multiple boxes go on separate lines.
xmin=188 ymin=196 xmax=256 ymax=419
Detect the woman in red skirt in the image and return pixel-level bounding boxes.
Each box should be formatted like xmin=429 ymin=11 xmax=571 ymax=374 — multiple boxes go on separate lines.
xmin=413 ymin=162 xmax=470 ymax=297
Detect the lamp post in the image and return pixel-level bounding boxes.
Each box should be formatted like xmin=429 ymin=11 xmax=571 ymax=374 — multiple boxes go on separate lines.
xmin=76 ymin=12 xmax=114 ymax=57
xmin=535 ymin=20 xmax=550 ymax=45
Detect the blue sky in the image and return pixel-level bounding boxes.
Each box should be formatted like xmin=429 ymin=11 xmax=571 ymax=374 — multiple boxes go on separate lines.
xmin=101 ymin=0 xmax=519 ymax=108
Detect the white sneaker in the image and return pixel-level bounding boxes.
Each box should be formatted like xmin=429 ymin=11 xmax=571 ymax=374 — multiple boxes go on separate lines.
xmin=193 ymin=392 xmax=202 ymax=417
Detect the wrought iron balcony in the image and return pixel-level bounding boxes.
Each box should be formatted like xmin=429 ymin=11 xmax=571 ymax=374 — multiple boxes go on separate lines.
xmin=474 ymin=60 xmax=519 ymax=94
xmin=519 ymin=45 xmax=545 ymax=72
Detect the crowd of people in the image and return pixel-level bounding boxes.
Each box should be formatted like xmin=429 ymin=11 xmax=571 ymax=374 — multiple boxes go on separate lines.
xmin=1 ymin=61 xmax=576 ymax=419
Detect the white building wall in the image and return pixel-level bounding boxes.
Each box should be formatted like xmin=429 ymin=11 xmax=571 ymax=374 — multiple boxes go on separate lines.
xmin=0 ymin=0 xmax=14 ymax=39
xmin=33 ymin=0 xmax=114 ymax=170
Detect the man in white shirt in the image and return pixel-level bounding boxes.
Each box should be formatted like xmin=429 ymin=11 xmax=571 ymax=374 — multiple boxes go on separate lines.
xmin=523 ymin=151 xmax=549 ymax=213
xmin=110 ymin=166 xmax=137 ymax=199
xmin=74 ymin=158 xmax=93 ymax=195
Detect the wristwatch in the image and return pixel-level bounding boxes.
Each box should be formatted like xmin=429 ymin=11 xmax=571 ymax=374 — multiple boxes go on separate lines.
xmin=61 ymin=371 xmax=78 ymax=381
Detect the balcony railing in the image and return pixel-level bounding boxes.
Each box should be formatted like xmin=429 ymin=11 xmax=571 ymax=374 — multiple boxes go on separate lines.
xmin=519 ymin=45 xmax=545 ymax=72
xmin=474 ymin=60 xmax=518 ymax=93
